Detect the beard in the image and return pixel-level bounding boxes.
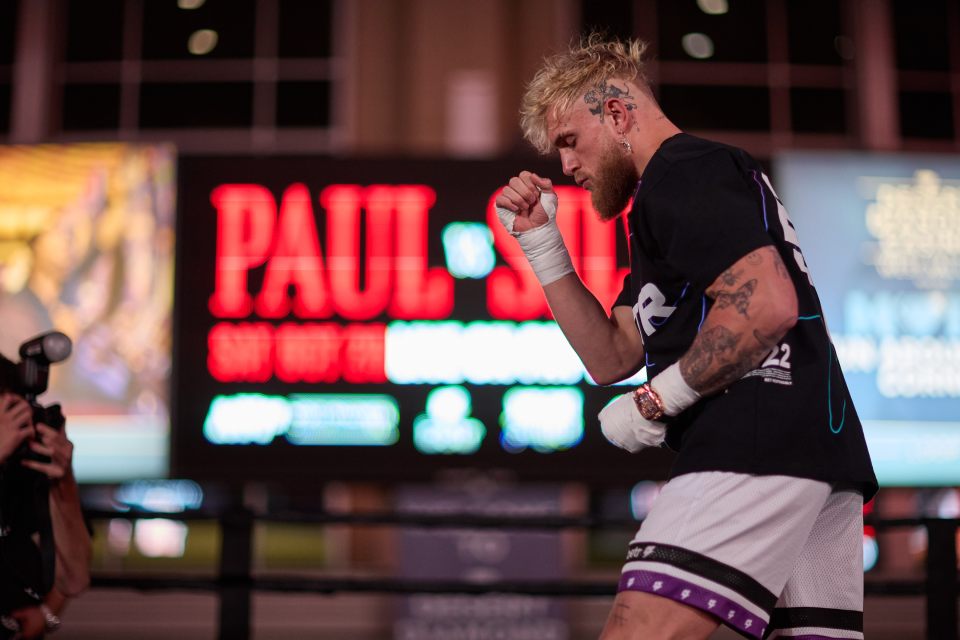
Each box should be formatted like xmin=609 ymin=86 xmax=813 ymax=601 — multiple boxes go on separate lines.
xmin=590 ymin=137 xmax=639 ymax=221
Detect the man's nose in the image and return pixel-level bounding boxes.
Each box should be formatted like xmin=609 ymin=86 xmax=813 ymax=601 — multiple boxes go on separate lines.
xmin=560 ymin=150 xmax=579 ymax=176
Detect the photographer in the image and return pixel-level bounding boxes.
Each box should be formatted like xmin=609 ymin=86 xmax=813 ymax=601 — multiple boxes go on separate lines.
xmin=0 ymin=355 xmax=91 ymax=639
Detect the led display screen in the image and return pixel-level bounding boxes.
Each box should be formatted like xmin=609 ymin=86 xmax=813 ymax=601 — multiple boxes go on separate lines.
xmin=775 ymin=152 xmax=960 ymax=486
xmin=0 ymin=143 xmax=175 ymax=482
xmin=172 ymin=157 xmax=666 ymax=484
xmin=175 ymin=152 xmax=960 ymax=487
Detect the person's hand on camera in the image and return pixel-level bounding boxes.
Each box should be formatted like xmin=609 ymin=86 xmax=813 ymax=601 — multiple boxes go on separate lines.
xmin=8 ymin=605 xmax=45 ymax=639
xmin=20 ymin=423 xmax=74 ymax=482
xmin=0 ymin=393 xmax=33 ymax=464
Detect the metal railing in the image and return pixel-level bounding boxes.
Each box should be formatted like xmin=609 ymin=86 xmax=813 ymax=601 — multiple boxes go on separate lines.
xmin=85 ymin=508 xmax=959 ymax=640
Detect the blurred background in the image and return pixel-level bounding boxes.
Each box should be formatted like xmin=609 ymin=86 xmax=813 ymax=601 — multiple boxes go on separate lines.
xmin=0 ymin=0 xmax=958 ymax=638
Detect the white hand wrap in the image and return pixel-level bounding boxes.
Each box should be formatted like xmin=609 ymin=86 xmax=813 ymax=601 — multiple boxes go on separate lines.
xmin=598 ymin=392 xmax=666 ymax=453
xmin=650 ymin=363 xmax=701 ymax=416
xmin=495 ymin=191 xmax=575 ymax=286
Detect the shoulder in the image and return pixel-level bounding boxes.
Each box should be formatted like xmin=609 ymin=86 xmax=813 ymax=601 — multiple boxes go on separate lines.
xmin=659 ymin=135 xmax=753 ymax=178
xmin=647 ymin=135 xmax=757 ymax=197
xmin=659 ymin=133 xmax=730 ymax=163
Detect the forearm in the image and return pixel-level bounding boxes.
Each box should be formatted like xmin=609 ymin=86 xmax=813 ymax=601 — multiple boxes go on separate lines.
xmin=494 ymin=179 xmax=643 ymax=385
xmin=544 ymin=274 xmax=644 ymax=385
xmin=678 ymin=311 xmax=794 ymax=397
xmin=677 ymin=247 xmax=797 ymax=397
xmin=48 ymin=473 xmax=92 ymax=595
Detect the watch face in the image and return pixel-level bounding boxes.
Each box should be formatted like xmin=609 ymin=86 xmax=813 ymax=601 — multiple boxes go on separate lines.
xmin=41 ymin=606 xmax=61 ymax=631
xmin=635 ymin=388 xmax=663 ymax=420
xmin=640 ymin=402 xmax=658 ymax=420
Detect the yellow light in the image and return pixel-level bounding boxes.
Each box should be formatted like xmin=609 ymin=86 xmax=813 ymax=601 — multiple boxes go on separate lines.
xmin=682 ymin=33 xmax=715 ymax=60
xmin=697 ymin=0 xmax=729 ymax=15
xmin=188 ymin=29 xmax=218 ymax=56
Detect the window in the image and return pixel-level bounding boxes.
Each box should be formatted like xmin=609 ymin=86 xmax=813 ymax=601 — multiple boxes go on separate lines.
xmin=899 ymin=91 xmax=954 ymax=139
xmin=0 ymin=0 xmax=17 ymax=134
xmin=0 ymin=84 xmax=10 ymax=135
xmin=787 ymin=0 xmax=846 ymax=66
xmin=140 ymin=82 xmax=254 ymax=128
xmin=141 ymin=0 xmax=256 ymax=60
xmin=278 ymin=0 xmax=334 ymax=59
xmin=65 ymin=0 xmax=124 ymax=62
xmin=63 ymin=84 xmax=121 ymax=131
xmin=660 ymin=85 xmax=770 ymax=131
xmin=276 ymin=81 xmax=331 ymax=128
xmin=791 ymin=88 xmax=846 ymax=134
xmin=569 ymin=0 xmax=955 ymax=151
xmin=892 ymin=0 xmax=955 ymax=141
xmin=58 ymin=0 xmax=339 ymax=149
xmin=893 ymin=0 xmax=949 ymax=72
xmin=658 ymin=0 xmax=767 ymax=64
xmin=581 ymin=0 xmax=634 ymax=42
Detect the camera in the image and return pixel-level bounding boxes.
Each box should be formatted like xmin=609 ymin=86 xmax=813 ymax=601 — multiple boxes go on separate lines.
xmin=0 ymin=331 xmax=72 ymax=444
xmin=0 ymin=332 xmax=73 ymax=627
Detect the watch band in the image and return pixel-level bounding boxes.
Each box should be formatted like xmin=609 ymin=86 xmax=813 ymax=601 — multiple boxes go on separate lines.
xmin=632 ymin=383 xmax=666 ymax=421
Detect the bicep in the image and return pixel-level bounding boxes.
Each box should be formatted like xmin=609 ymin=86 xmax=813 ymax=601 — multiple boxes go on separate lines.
xmin=704 ymin=245 xmax=797 ymax=341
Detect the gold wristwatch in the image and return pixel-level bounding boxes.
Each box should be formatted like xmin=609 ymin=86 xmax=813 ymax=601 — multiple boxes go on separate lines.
xmin=632 ymin=383 xmax=666 ymax=421
xmin=41 ymin=604 xmax=61 ymax=633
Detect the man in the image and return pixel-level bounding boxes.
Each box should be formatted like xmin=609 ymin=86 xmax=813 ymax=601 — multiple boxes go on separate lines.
xmin=0 ymin=374 xmax=91 ymax=639
xmin=494 ymin=34 xmax=877 ymax=640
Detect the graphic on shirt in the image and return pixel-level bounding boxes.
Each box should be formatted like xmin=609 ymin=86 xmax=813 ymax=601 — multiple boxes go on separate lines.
xmin=632 ymin=282 xmax=677 ymax=336
xmin=744 ymin=341 xmax=793 ymax=386
xmin=759 ymin=172 xmax=814 ymax=287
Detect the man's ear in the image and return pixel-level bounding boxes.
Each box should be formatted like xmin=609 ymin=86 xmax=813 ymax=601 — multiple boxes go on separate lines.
xmin=604 ymin=97 xmax=634 ymax=134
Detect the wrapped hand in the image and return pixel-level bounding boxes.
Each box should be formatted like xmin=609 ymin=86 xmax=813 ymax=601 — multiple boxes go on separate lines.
xmin=598 ymin=392 xmax=667 ymax=452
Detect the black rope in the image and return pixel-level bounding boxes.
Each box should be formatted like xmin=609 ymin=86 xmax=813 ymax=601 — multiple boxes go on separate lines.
xmin=84 ymin=509 xmax=960 ymax=532
xmin=88 ymin=573 xmax=943 ymax=598
xmin=82 ymin=511 xmax=957 ymax=640
xmin=83 ymin=511 xmax=957 ymax=599
xmin=83 ymin=508 xmax=643 ymax=530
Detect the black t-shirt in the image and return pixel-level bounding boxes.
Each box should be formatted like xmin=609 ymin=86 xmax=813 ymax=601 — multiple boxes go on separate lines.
xmin=614 ymin=133 xmax=878 ymax=499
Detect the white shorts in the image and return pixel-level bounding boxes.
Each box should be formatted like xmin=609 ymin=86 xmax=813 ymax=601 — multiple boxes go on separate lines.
xmin=619 ymin=472 xmax=864 ymax=639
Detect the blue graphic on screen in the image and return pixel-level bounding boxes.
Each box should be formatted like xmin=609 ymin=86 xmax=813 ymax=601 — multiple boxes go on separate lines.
xmin=441 ymin=222 xmax=495 ymax=279
xmin=774 ymin=152 xmax=960 ymax=486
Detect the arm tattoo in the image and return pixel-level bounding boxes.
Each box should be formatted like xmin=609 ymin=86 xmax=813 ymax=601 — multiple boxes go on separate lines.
xmin=680 ymin=325 xmax=740 ymax=387
xmin=679 ymin=246 xmax=797 ymax=396
xmin=713 ymin=279 xmax=757 ymax=317
xmin=682 ymin=318 xmax=796 ymax=396
xmin=717 ymin=266 xmax=742 ymax=287
xmin=584 ymin=81 xmax=637 ymax=121
xmin=681 ymin=324 xmax=760 ymax=395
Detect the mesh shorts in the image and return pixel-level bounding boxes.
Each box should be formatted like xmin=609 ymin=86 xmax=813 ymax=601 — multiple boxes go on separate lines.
xmin=618 ymin=472 xmax=864 ymax=639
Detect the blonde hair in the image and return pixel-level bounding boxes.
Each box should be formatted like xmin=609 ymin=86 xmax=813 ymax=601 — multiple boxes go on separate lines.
xmin=520 ymin=33 xmax=651 ymax=154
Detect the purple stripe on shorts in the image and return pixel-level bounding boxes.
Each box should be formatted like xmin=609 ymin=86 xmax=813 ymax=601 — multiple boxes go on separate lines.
xmin=774 ymin=636 xmax=852 ymax=640
xmin=619 ymin=569 xmax=768 ymax=639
